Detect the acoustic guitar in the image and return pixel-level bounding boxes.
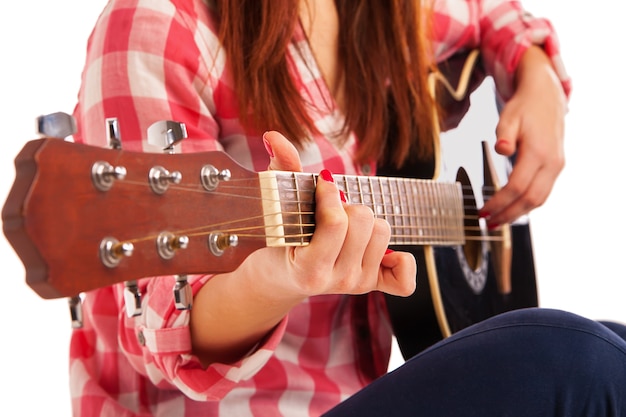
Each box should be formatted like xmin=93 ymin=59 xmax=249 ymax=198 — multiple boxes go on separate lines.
xmin=1 ymin=51 xmax=537 ymax=360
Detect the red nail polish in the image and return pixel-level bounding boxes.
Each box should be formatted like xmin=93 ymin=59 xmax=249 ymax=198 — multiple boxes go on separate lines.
xmin=320 ymin=169 xmax=334 ymax=183
xmin=339 ymin=190 xmax=347 ymax=203
xmin=262 ymin=135 xmax=274 ymax=158
xmin=385 ymin=248 xmax=394 ymax=255
xmin=478 ymin=210 xmax=490 ymax=219
xmin=487 ymin=222 xmax=500 ymax=230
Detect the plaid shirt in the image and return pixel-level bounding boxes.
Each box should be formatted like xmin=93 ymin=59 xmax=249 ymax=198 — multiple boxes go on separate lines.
xmin=70 ymin=0 xmax=570 ymax=416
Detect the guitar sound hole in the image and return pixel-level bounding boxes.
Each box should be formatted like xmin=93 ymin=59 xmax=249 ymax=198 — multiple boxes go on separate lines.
xmin=458 ymin=168 xmax=482 ymax=271
xmin=455 ymin=167 xmax=488 ymax=294
xmin=463 ymin=233 xmax=482 ymax=271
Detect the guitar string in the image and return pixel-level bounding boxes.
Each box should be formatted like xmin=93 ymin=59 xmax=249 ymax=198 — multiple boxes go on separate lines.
xmin=115 ymin=178 xmax=505 ymax=246
xmin=117 ymin=178 xmax=505 ymax=245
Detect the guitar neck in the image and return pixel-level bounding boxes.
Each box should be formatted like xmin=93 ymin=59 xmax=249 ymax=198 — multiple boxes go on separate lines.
xmin=3 ymin=138 xmax=467 ymax=299
xmin=259 ymin=171 xmax=466 ymax=247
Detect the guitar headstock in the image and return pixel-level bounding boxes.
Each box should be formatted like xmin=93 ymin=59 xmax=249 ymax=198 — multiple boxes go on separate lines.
xmin=2 ymin=138 xmax=267 ymax=299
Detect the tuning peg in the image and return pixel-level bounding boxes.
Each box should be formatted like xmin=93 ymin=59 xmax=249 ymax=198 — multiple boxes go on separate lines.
xmin=147 ymin=120 xmax=188 ymax=152
xmin=41 ymin=111 xmax=79 ymax=328
xmin=36 ymin=111 xmax=77 ymax=140
xmin=173 ymin=275 xmax=193 ymax=310
xmin=101 ymin=118 xmax=145 ymax=315
xmin=99 ymin=237 xmax=134 ymax=268
xmin=156 ymin=232 xmax=189 ymax=259
xmin=68 ymin=295 xmax=83 ymax=328
xmin=148 ymin=166 xmax=182 ymax=194
xmin=124 ymin=280 xmax=143 ymax=317
xmin=146 ymin=120 xmax=186 ymax=193
xmin=106 ymin=117 xmax=122 ymax=150
xmin=208 ymin=232 xmax=239 ymax=257
xmin=201 ymin=165 xmax=232 ymax=191
xmin=146 ymin=122 xmax=193 ymax=310
xmin=92 ymin=161 xmax=127 ymax=192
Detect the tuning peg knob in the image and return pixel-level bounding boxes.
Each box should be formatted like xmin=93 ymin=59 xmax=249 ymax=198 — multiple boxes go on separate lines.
xmin=92 ymin=161 xmax=127 ymax=191
xmin=106 ymin=117 xmax=122 ymax=150
xmin=149 ymin=166 xmax=182 ymax=194
xmin=156 ymin=232 xmax=189 ymax=259
xmin=208 ymin=233 xmax=239 ymax=256
xmin=201 ymin=165 xmax=232 ymax=191
xmin=99 ymin=237 xmax=134 ymax=268
xmin=68 ymin=295 xmax=83 ymax=328
xmin=173 ymin=275 xmax=193 ymax=310
xmin=124 ymin=280 xmax=142 ymax=317
xmin=147 ymin=120 xmax=187 ymax=152
xmin=36 ymin=112 xmax=77 ymax=140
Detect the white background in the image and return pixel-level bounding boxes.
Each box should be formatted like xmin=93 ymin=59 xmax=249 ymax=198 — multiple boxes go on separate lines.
xmin=1 ymin=1 xmax=624 ymax=414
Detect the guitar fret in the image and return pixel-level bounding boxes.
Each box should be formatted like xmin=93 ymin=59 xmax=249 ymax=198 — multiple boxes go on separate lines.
xmin=283 ymin=173 xmax=299 ymax=245
xmin=438 ymin=184 xmax=445 ymax=242
xmin=417 ymin=184 xmax=430 ymax=239
xmin=430 ymin=184 xmax=436 ymax=240
xmin=398 ymin=179 xmax=408 ymax=244
xmin=294 ymin=174 xmax=304 ymax=245
xmin=422 ymin=182 xmax=429 ymax=241
xmin=339 ymin=175 xmax=349 ymax=204
xmin=439 ymin=182 xmax=452 ymax=242
xmin=399 ymin=179 xmax=408 ymax=244
xmin=299 ymin=174 xmax=315 ymax=244
xmin=388 ymin=178 xmax=399 ymax=243
xmin=408 ymin=180 xmax=417 ymax=244
xmin=358 ymin=176 xmax=370 ymax=211
xmin=441 ymin=184 xmax=449 ymax=242
xmin=436 ymin=183 xmax=444 ymax=243
xmin=394 ymin=179 xmax=403 ymax=243
xmin=421 ymin=182 xmax=429 ymax=241
xmin=432 ymin=180 xmax=444 ymax=242
xmin=367 ymin=177 xmax=376 ymax=216
xmin=456 ymin=183 xmax=464 ymax=241
xmin=408 ymin=180 xmax=418 ymax=244
xmin=378 ymin=177 xmax=388 ymax=223
xmin=357 ymin=177 xmax=364 ymax=206
xmin=448 ymin=184 xmax=460 ymax=241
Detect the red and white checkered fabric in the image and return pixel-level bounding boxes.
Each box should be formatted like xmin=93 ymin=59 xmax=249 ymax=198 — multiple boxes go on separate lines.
xmin=69 ymin=1 xmax=570 ymax=416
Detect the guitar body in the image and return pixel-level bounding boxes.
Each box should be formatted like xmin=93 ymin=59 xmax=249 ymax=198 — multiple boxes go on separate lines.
xmin=384 ymin=227 xmax=538 ymax=359
xmin=381 ymin=53 xmax=539 ymax=359
xmin=380 ymin=146 xmax=538 ymax=359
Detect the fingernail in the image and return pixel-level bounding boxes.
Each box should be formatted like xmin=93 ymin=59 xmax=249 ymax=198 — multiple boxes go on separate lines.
xmin=478 ymin=210 xmax=490 ymax=219
xmin=487 ymin=222 xmax=500 ymax=230
xmin=496 ymin=138 xmax=508 ymax=146
xmin=385 ymin=248 xmax=394 ymax=255
xmin=320 ymin=169 xmax=334 ymax=183
xmin=339 ymin=190 xmax=347 ymax=203
xmin=262 ymin=133 xmax=274 ymax=158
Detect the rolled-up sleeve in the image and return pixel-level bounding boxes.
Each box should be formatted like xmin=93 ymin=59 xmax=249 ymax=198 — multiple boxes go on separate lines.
xmin=432 ymin=0 xmax=571 ymax=100
xmin=120 ymin=276 xmax=289 ymax=401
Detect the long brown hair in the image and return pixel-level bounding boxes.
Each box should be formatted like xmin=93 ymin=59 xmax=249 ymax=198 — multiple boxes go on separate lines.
xmin=215 ymin=0 xmax=437 ymax=167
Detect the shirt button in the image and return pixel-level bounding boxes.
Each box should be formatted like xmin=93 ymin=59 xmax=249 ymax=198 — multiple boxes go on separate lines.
xmin=137 ymin=331 xmax=146 ymax=346
xmin=361 ymin=164 xmax=372 ymax=175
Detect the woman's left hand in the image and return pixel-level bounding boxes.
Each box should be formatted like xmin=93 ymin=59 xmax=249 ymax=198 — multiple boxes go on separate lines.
xmin=480 ymin=45 xmax=568 ymax=227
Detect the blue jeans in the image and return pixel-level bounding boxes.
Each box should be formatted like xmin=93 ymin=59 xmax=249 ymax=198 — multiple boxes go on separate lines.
xmin=324 ymin=308 xmax=626 ymax=416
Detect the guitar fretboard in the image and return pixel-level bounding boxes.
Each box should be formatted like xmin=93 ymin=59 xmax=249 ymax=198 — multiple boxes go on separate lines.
xmin=259 ymin=171 xmax=465 ymax=247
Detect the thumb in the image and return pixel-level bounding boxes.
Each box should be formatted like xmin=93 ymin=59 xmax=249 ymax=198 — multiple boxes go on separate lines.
xmin=494 ymin=107 xmax=521 ymax=157
xmin=263 ymin=131 xmax=303 ymax=172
